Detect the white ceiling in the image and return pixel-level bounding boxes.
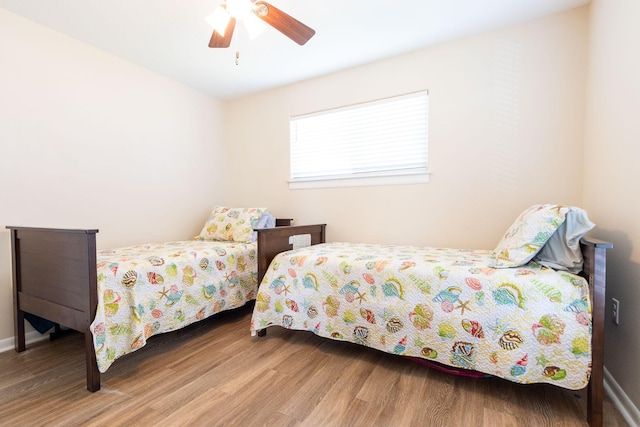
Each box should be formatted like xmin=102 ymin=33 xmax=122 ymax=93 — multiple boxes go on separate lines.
xmin=0 ymin=0 xmax=590 ymax=100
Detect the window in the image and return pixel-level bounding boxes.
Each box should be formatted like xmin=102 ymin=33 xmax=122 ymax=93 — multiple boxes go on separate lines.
xmin=289 ymin=91 xmax=429 ymax=189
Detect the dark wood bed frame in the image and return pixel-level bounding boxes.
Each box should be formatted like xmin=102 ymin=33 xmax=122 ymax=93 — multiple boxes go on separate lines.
xmin=7 ymin=222 xmax=326 ymax=393
xmin=6 ymin=225 xmax=609 ymax=426
xmin=580 ymin=237 xmax=613 ymax=427
xmin=250 ymin=236 xmax=612 ymax=427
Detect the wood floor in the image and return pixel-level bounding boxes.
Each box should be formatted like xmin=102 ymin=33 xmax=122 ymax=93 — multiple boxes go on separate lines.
xmin=0 ymin=305 xmax=629 ymax=427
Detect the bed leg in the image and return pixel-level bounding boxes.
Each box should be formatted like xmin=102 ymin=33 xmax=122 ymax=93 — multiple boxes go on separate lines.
xmin=14 ymin=310 xmax=25 ymax=352
xmin=10 ymin=227 xmax=26 ymax=353
xmin=587 ymin=293 xmax=605 ymax=427
xmin=587 ymin=380 xmax=603 ymax=427
xmin=85 ymin=331 xmax=100 ymax=392
xmin=257 ymin=329 xmax=266 ymax=337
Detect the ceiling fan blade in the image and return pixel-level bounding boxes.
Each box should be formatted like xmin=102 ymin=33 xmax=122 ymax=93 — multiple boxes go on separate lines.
xmin=254 ymin=1 xmax=315 ymax=45
xmin=208 ymin=17 xmax=236 ymax=48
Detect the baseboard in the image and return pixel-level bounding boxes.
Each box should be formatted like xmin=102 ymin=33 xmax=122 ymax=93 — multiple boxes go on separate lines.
xmin=604 ymin=366 xmax=640 ymax=427
xmin=0 ymin=330 xmax=50 ymax=354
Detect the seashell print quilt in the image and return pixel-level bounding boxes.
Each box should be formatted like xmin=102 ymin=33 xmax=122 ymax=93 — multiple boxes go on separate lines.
xmin=90 ymin=240 xmax=258 ymax=373
xmin=250 ymin=242 xmax=592 ymax=390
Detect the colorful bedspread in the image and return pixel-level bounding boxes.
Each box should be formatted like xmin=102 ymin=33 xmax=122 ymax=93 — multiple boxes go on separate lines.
xmin=251 ymin=242 xmax=592 ymax=390
xmin=90 ymin=240 xmax=257 ymax=373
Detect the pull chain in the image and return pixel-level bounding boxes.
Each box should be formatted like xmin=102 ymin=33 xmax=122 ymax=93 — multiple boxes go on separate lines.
xmin=234 ymin=30 xmax=240 ymax=65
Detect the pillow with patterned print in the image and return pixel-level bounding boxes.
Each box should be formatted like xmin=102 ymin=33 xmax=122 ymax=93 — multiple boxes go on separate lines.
xmin=489 ymin=204 xmax=569 ymax=268
xmin=196 ymin=206 xmax=267 ymax=243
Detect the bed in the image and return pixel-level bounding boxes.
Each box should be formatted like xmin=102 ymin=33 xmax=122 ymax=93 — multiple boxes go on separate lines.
xmin=7 ymin=206 xmax=326 ymax=392
xmin=250 ymin=205 xmax=612 ymax=427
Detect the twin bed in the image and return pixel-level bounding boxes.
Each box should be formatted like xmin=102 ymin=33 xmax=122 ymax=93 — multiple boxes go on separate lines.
xmin=8 ymin=204 xmax=611 ymax=427
xmin=250 ymin=205 xmax=612 ymax=427
xmin=8 ymin=207 xmax=326 ymax=392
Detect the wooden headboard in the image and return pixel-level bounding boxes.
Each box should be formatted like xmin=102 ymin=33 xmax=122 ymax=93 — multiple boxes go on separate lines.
xmin=580 ymin=236 xmax=613 ymax=427
xmin=256 ymin=223 xmax=327 ymax=284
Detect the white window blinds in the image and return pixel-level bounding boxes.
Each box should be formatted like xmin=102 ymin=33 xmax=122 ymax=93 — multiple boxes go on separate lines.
xmin=290 ymin=91 xmax=429 ymax=188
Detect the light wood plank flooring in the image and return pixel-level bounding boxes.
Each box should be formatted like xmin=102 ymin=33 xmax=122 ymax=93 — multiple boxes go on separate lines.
xmin=0 ymin=305 xmax=629 ymax=426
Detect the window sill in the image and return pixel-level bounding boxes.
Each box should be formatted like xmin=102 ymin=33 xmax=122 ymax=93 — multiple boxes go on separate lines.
xmin=288 ymin=172 xmax=430 ymax=190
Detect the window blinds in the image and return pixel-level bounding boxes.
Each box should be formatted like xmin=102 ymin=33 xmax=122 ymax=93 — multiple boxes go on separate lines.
xmin=290 ymin=91 xmax=428 ymax=183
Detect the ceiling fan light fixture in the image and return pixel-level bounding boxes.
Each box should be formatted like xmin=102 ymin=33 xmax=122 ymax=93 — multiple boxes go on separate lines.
xmin=254 ymin=3 xmax=268 ymax=17
xmin=243 ymin=12 xmax=267 ymax=39
xmin=205 ymin=6 xmax=231 ymax=36
xmin=207 ymin=0 xmax=315 ymax=49
xmin=226 ymin=0 xmax=254 ymax=21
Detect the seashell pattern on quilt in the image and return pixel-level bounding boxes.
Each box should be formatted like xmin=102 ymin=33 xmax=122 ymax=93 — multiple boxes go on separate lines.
xmin=91 ymin=240 xmax=258 ymax=373
xmin=251 ymin=242 xmax=592 ymax=390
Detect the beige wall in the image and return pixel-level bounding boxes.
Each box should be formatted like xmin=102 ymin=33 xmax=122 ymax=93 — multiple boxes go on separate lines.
xmin=0 ymin=10 xmax=228 ymax=342
xmin=584 ymin=0 xmax=640 ymax=419
xmin=224 ymin=8 xmax=588 ymax=250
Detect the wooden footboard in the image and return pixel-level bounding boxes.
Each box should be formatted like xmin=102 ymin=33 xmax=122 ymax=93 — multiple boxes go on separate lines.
xmin=7 ymin=226 xmax=100 ymax=392
xmin=580 ymin=237 xmax=613 ymax=427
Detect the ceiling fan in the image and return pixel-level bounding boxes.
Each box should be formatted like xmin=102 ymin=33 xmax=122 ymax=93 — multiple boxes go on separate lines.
xmin=207 ymin=0 xmax=316 ymax=48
